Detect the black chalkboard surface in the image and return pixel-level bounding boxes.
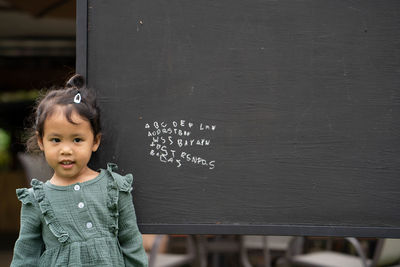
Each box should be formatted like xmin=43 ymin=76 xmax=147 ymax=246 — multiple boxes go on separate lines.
xmin=77 ymin=0 xmax=400 ymax=237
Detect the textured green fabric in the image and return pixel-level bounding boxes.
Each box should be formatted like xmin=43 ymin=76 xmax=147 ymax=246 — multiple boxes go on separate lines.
xmin=11 ymin=164 xmax=148 ymax=267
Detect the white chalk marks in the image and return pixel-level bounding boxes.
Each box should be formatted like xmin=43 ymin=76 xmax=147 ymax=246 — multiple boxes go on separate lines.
xmin=145 ymin=120 xmax=216 ymax=169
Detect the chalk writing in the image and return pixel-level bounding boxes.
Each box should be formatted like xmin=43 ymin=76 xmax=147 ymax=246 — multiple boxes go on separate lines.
xmin=145 ymin=120 xmax=216 ymax=169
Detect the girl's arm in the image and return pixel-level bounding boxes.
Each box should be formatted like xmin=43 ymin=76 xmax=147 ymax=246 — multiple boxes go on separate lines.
xmin=118 ymin=190 xmax=148 ymax=267
xmin=11 ymin=189 xmax=44 ymax=267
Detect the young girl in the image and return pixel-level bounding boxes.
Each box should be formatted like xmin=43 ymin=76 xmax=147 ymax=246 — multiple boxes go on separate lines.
xmin=11 ymin=74 xmax=148 ymax=266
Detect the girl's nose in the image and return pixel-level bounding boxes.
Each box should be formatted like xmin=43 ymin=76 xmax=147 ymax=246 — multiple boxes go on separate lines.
xmin=60 ymin=145 xmax=72 ymax=155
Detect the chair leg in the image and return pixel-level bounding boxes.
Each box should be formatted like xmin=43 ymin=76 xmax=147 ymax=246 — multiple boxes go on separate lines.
xmin=345 ymin=237 xmax=369 ymax=267
xmin=370 ymin=239 xmax=385 ymax=267
xmin=262 ymin=236 xmax=271 ymax=267
xmin=239 ymin=236 xmax=253 ymax=267
xmin=194 ymin=235 xmax=208 ymax=267
xmin=148 ymin=235 xmax=165 ymax=267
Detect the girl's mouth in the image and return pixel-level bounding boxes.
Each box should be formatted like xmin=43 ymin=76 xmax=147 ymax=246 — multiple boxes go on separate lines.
xmin=60 ymin=161 xmax=74 ymax=169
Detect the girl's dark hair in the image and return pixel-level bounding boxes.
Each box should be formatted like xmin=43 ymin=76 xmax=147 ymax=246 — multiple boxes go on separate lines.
xmin=26 ymin=74 xmax=101 ymax=153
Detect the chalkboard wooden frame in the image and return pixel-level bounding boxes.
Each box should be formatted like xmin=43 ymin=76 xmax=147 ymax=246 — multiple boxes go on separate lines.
xmin=76 ymin=0 xmax=400 ymax=238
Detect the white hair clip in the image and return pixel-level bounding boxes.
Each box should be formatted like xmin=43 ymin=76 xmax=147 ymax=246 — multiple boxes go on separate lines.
xmin=74 ymin=92 xmax=82 ymax=103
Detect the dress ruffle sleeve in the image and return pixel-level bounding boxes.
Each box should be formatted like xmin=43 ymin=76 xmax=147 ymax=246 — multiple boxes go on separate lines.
xmin=106 ymin=163 xmax=133 ymax=192
xmin=11 ymin=187 xmax=44 ymax=267
xmin=16 ymin=188 xmax=34 ymax=205
xmin=105 ymin=163 xmax=148 ymax=267
xmin=106 ymin=164 xmax=120 ymax=236
xmin=31 ymin=179 xmax=70 ymax=244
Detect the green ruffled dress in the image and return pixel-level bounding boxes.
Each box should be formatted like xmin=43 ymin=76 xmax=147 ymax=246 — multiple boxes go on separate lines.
xmin=11 ymin=163 xmax=148 ymax=267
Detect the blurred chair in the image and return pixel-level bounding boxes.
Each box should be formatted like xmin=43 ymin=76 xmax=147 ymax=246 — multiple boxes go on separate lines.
xmin=17 ymin=152 xmax=53 ymax=182
xmin=196 ymin=235 xmax=242 ymax=267
xmin=195 ymin=235 xmax=292 ymax=267
xmin=240 ymin=235 xmax=292 ymax=267
xmin=286 ymin=237 xmax=400 ymax=267
xmin=374 ymin=239 xmax=400 ymax=267
xmin=148 ymin=235 xmax=196 ymax=267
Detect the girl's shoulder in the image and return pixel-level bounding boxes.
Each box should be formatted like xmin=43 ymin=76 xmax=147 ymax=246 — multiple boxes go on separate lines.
xmin=104 ymin=163 xmax=134 ymax=193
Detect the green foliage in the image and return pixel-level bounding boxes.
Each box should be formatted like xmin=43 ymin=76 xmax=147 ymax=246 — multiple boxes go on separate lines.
xmin=0 ymin=128 xmax=11 ymax=170
xmin=0 ymin=90 xmax=40 ymax=103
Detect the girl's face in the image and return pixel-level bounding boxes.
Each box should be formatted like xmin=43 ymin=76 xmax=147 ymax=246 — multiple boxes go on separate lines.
xmin=37 ymin=106 xmax=101 ymax=182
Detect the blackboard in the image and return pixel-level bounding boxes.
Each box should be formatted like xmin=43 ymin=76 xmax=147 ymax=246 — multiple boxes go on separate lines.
xmin=77 ymin=0 xmax=400 ymax=237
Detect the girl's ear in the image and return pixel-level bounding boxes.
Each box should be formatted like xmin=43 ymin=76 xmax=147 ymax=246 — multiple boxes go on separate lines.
xmin=92 ymin=133 xmax=102 ymax=152
xmin=36 ymin=131 xmax=44 ymax=151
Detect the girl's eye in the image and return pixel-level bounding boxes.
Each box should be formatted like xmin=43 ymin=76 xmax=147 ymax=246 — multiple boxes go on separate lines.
xmin=51 ymin=138 xmax=61 ymax=143
xmin=74 ymin=138 xmax=83 ymax=143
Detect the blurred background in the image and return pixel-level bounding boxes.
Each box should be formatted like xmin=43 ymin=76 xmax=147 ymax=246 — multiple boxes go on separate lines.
xmin=0 ymin=0 xmax=75 ymax=265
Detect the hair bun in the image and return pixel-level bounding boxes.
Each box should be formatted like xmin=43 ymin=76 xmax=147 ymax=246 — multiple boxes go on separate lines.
xmin=66 ymin=74 xmax=85 ymax=89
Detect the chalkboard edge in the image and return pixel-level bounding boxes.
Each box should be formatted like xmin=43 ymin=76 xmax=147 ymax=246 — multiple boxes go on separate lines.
xmin=76 ymin=0 xmax=88 ymax=79
xmin=139 ymin=224 xmax=400 ymax=238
